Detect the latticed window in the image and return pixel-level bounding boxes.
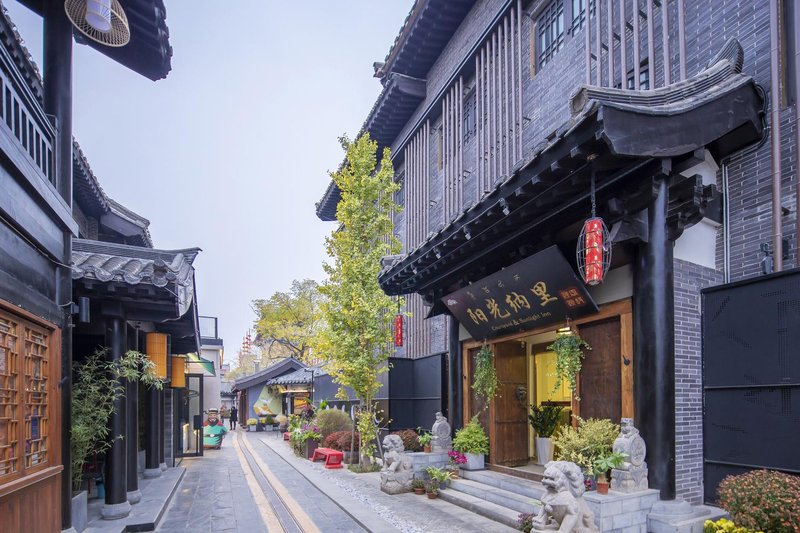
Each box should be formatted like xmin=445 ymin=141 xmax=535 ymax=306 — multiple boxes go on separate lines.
xmin=0 ymin=307 xmax=53 ymax=483
xmin=537 ymin=0 xmax=565 ymax=69
xmin=570 ymin=0 xmax=595 ymax=32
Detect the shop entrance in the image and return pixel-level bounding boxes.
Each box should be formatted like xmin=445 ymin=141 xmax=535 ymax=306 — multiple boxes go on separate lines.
xmin=463 ymin=300 xmax=633 ymax=473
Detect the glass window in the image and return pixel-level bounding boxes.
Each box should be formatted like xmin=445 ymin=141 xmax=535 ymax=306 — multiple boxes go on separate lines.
xmin=537 ymin=0 xmax=565 ymax=69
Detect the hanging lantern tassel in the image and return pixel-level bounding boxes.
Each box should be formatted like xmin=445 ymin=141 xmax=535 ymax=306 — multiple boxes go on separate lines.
xmin=394 ymin=314 xmax=404 ymax=347
xmin=578 ymin=217 xmax=611 ymax=285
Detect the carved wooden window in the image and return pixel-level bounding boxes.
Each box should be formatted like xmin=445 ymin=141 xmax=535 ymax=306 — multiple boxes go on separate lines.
xmin=0 ymin=306 xmax=54 ymax=483
xmin=0 ymin=313 xmax=20 ymax=478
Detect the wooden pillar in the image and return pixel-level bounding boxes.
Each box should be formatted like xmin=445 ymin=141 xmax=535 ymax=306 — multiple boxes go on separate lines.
xmin=633 ymin=174 xmax=676 ymax=500
xmin=42 ymin=3 xmax=73 ymax=528
xmin=448 ymin=316 xmax=463 ymax=432
xmin=126 ymin=327 xmax=140 ymax=504
xmin=144 ymin=385 xmax=161 ymax=477
xmin=102 ymin=316 xmax=131 ymax=519
xmin=158 ymin=389 xmax=166 ymax=469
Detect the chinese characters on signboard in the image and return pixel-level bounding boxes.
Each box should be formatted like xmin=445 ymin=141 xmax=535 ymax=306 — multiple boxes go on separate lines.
xmin=441 ymin=246 xmax=598 ymax=340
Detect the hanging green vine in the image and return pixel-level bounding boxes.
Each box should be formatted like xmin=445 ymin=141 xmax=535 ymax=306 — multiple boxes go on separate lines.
xmin=547 ymin=334 xmax=591 ymax=400
xmin=472 ymin=344 xmax=498 ymax=405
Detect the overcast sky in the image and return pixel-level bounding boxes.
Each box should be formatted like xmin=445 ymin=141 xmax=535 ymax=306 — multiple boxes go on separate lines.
xmin=6 ymin=1 xmax=413 ymax=365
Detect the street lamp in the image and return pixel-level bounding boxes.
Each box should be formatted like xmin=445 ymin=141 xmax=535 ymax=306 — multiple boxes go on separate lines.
xmin=303 ymin=368 xmax=316 ymax=403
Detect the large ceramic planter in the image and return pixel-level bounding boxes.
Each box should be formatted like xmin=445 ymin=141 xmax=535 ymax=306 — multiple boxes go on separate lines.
xmin=535 ymin=437 xmax=554 ymax=465
xmin=305 ymin=440 xmax=319 ymax=459
xmin=462 ymin=452 xmax=485 ymax=471
xmin=72 ymin=490 xmax=88 ymax=533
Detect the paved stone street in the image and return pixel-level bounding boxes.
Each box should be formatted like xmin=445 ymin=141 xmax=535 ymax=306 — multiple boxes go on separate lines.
xmin=155 ymin=431 xmax=267 ymax=532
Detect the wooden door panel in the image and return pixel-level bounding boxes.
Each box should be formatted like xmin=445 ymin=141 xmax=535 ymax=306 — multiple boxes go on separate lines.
xmin=578 ymin=318 xmax=622 ymax=422
xmin=493 ymin=341 xmax=528 ymax=466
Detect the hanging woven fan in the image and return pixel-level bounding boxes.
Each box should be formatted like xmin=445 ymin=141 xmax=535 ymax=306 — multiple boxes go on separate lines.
xmin=64 ymin=0 xmax=130 ymax=47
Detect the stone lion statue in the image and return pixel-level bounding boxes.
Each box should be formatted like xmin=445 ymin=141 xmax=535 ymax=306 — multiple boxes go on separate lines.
xmin=380 ymin=434 xmax=413 ymax=494
xmin=531 ymin=461 xmax=598 ymax=533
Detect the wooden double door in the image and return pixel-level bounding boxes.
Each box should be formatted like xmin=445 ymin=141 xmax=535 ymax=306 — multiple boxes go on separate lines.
xmin=465 ymin=304 xmax=630 ymax=466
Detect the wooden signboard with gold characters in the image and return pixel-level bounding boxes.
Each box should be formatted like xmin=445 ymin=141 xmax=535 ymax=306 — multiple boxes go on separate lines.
xmin=441 ymin=246 xmax=598 ymax=340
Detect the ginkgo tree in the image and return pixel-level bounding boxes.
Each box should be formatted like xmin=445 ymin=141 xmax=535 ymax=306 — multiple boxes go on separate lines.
xmin=318 ymin=133 xmax=402 ymax=464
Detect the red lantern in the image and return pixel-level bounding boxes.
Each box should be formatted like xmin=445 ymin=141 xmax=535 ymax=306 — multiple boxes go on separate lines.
xmin=577 ymin=217 xmax=611 ymax=285
xmin=394 ymin=314 xmax=403 ymax=347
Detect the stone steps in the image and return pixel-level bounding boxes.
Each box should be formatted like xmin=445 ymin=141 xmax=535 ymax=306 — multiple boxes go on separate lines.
xmin=438 ymin=487 xmax=526 ymax=529
xmin=436 ymin=469 xmax=544 ymax=529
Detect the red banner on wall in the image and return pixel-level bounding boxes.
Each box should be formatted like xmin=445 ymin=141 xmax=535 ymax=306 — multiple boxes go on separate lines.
xmin=394 ymin=314 xmax=403 ymax=346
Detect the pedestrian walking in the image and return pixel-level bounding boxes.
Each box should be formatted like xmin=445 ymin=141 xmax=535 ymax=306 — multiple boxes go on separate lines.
xmin=230 ymin=405 xmax=238 ymax=430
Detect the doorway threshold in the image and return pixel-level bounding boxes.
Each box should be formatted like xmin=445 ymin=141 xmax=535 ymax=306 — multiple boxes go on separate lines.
xmin=488 ymin=462 xmax=544 ymax=481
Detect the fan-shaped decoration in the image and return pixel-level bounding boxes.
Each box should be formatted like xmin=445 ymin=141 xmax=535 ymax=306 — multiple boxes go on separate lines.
xmin=64 ymin=0 xmax=130 ymax=47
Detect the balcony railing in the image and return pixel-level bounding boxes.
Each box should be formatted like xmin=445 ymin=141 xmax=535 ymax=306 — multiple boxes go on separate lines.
xmin=585 ymin=0 xmax=687 ymax=90
xmin=0 ymin=41 xmax=55 ymax=186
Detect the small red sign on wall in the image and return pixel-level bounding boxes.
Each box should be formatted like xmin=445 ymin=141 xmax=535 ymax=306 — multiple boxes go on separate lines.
xmin=394 ymin=314 xmax=403 ymax=347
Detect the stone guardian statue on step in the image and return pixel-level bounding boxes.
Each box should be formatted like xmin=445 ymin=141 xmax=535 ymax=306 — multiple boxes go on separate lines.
xmin=431 ymin=411 xmax=452 ymax=452
xmin=531 ymin=461 xmax=599 ymax=532
xmin=610 ymin=418 xmax=649 ymax=493
xmin=380 ymin=434 xmax=413 ymax=494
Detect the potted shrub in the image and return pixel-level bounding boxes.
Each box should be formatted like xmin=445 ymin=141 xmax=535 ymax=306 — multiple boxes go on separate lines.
xmin=717 ymin=469 xmax=800 ymax=532
xmin=425 ymin=480 xmax=439 ymax=499
xmin=412 ymin=478 xmax=426 ymax=495
xmin=528 ymin=403 xmax=565 ymax=465
xmin=447 ymin=450 xmax=467 ymax=477
xmin=246 ymin=418 xmax=258 ymax=432
xmin=417 ymin=429 xmax=433 ymax=453
xmin=391 ymin=429 xmax=422 ymax=452
xmin=552 ymin=416 xmax=619 ymax=477
xmin=593 ymin=451 xmax=626 ymax=494
xmin=315 ymin=408 xmax=353 ymax=438
xmin=425 ymin=466 xmax=453 ymax=490
xmin=453 ymin=416 xmax=489 ymax=470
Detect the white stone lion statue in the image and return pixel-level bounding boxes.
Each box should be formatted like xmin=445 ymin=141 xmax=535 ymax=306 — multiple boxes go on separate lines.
xmin=531 ymin=461 xmax=598 ymax=532
xmin=380 ymin=434 xmax=413 ymax=494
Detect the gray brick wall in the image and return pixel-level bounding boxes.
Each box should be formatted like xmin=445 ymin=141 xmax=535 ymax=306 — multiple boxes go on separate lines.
xmin=673 ymin=258 xmax=723 ymax=504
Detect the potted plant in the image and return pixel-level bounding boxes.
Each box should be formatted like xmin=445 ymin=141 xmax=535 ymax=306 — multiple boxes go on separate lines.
xmin=425 ymin=466 xmax=453 ymax=490
xmin=593 ymin=451 xmax=626 ymax=494
xmin=246 ymin=418 xmax=258 ymax=432
xmin=453 ymin=416 xmax=489 ymax=470
xmin=417 ymin=429 xmax=433 ymax=453
xmin=425 ymin=480 xmax=439 ymax=499
xmin=447 ymin=450 xmax=467 ymax=477
xmin=412 ymin=478 xmax=426 ymax=495
xmin=547 ymin=333 xmax=591 ymax=400
xmin=528 ymin=403 xmax=565 ymax=465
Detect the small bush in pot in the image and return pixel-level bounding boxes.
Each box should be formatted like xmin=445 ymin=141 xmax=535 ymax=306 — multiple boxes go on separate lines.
xmin=553 ymin=416 xmax=618 ymax=474
xmin=529 ymin=403 xmax=565 ymax=465
xmin=425 ymin=480 xmax=439 ymax=498
xmin=417 ymin=428 xmax=432 ymax=452
xmin=453 ymin=416 xmax=489 ymax=470
xmin=593 ymin=451 xmax=626 ymax=494
xmin=412 ymin=478 xmax=426 ymax=495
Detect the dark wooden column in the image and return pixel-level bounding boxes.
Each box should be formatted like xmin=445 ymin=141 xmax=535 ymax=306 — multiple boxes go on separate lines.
xmin=102 ymin=316 xmax=131 ymax=519
xmin=633 ymin=173 xmax=676 ymax=500
xmin=448 ymin=316 xmax=463 ymax=432
xmin=42 ymin=3 xmax=73 ymax=529
xmin=126 ymin=327 xmax=141 ymax=503
xmin=158 ymin=389 xmax=166 ymax=469
xmin=144 ymin=384 xmax=161 ymax=478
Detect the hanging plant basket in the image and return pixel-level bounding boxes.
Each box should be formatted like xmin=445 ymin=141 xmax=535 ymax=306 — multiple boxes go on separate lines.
xmin=471 ymin=345 xmax=498 ymax=405
xmin=547 ymin=333 xmax=591 ymax=400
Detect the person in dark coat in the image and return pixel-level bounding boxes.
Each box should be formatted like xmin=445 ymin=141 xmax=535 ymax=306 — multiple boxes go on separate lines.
xmin=229 ymin=406 xmax=238 ymax=430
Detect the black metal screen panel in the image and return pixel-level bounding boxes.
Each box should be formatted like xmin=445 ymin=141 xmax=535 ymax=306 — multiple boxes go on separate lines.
xmin=701 ymin=270 xmax=800 ymax=504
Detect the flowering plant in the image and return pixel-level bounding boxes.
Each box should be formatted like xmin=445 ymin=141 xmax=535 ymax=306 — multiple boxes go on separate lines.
xmin=448 ymin=450 xmax=467 ymax=466
xmin=703 ymin=518 xmax=761 ymax=533
xmin=517 ymin=512 xmax=536 ymax=533
xmin=300 ymin=404 xmax=315 ymax=421
xmin=717 ymin=469 xmax=799 ymax=533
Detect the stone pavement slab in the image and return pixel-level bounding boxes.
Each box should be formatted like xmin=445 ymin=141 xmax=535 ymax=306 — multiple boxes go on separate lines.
xmin=155 ymin=435 xmax=266 ymax=532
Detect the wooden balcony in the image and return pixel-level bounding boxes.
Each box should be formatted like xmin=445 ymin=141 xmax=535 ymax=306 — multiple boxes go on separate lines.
xmin=0 ymin=39 xmax=55 ymax=189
